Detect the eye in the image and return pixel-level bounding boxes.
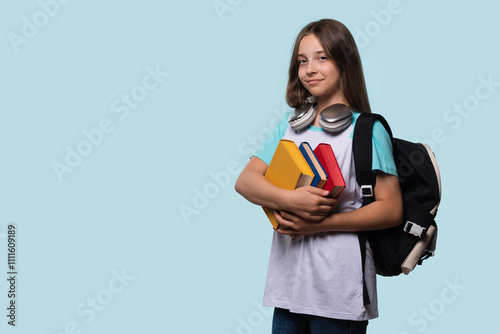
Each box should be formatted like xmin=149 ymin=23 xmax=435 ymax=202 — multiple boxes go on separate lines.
xmin=318 ymin=56 xmax=328 ymax=61
xmin=298 ymin=59 xmax=307 ymax=65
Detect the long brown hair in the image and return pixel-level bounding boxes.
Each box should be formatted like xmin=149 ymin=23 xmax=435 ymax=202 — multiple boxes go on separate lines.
xmin=286 ymin=19 xmax=371 ymax=114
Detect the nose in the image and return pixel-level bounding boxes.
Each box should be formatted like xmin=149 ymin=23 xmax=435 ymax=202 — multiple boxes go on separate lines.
xmin=306 ymin=61 xmax=317 ymax=75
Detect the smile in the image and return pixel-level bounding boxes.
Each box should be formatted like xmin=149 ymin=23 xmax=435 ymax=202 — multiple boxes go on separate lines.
xmin=307 ymin=79 xmax=323 ymax=85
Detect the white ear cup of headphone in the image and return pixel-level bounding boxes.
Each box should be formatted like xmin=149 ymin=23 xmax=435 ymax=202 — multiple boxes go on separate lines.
xmin=289 ymin=103 xmax=317 ymax=131
xmin=289 ymin=96 xmax=318 ymax=131
xmin=318 ymin=104 xmax=353 ymax=133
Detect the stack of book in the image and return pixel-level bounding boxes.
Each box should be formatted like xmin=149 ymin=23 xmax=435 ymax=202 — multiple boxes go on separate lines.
xmin=263 ymin=139 xmax=345 ymax=229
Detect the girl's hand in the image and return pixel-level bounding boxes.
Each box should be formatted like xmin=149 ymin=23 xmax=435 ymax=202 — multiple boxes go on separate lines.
xmin=284 ymin=186 xmax=338 ymax=221
xmin=274 ymin=210 xmax=325 ymax=238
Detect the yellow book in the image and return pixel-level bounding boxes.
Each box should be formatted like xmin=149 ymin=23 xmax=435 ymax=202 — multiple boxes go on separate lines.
xmin=263 ymin=139 xmax=314 ymax=229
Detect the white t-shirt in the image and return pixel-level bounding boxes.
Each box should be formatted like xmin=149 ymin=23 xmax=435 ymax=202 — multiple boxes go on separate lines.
xmin=255 ymin=111 xmax=397 ymax=321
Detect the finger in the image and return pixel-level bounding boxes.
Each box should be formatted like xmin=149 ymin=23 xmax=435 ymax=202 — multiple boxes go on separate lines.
xmin=279 ymin=210 xmax=299 ymax=222
xmin=305 ymin=186 xmax=330 ymax=197
xmin=274 ymin=210 xmax=290 ymax=228
xmin=280 ymin=210 xmax=323 ymax=224
xmin=303 ymin=205 xmax=335 ymax=218
xmin=276 ymin=223 xmax=296 ymax=235
xmin=285 ymin=209 xmax=323 ymax=222
xmin=274 ymin=211 xmax=297 ymax=232
xmin=314 ymin=204 xmax=336 ymax=214
xmin=317 ymin=197 xmax=339 ymax=207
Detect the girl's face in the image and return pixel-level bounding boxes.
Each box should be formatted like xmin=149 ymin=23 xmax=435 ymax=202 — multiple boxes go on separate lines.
xmin=297 ymin=34 xmax=341 ymax=100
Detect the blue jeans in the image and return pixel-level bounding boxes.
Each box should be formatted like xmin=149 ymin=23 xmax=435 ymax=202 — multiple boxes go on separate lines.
xmin=272 ymin=308 xmax=368 ymax=334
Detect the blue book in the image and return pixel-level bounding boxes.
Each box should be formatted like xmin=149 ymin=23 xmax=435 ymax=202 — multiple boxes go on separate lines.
xmin=299 ymin=142 xmax=328 ymax=188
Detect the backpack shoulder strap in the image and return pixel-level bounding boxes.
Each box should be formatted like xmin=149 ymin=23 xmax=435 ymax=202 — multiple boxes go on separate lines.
xmin=353 ymin=113 xmax=393 ymax=206
xmin=353 ymin=113 xmax=393 ymax=306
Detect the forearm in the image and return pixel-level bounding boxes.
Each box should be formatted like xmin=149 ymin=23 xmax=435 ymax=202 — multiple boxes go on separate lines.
xmin=321 ymin=172 xmax=403 ymax=232
xmin=235 ymin=157 xmax=337 ymax=221
xmin=275 ymin=172 xmax=403 ymax=237
xmin=235 ymin=169 xmax=289 ymax=210
xmin=321 ymin=199 xmax=402 ymax=232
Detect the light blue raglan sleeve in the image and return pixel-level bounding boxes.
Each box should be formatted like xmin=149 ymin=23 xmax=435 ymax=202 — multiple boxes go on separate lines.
xmin=372 ymin=120 xmax=398 ymax=176
xmin=253 ymin=112 xmax=291 ymax=166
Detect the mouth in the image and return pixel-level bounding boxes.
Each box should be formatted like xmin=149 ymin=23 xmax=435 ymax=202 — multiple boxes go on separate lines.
xmin=307 ymin=79 xmax=322 ymax=85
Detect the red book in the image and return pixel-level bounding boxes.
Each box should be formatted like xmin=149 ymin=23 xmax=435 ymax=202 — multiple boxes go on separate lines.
xmin=314 ymin=143 xmax=346 ymax=198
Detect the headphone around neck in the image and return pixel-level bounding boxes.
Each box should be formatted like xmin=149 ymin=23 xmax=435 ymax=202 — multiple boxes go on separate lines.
xmin=288 ymin=96 xmax=354 ymax=133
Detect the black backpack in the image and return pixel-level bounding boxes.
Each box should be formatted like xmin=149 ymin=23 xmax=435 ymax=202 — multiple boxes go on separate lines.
xmin=352 ymin=113 xmax=441 ymax=305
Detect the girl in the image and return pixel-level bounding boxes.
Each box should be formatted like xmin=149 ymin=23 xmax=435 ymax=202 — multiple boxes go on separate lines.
xmin=235 ymin=19 xmax=403 ymax=334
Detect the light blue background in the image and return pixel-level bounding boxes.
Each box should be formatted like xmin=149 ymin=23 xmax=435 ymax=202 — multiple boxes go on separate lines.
xmin=1 ymin=0 xmax=498 ymax=333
